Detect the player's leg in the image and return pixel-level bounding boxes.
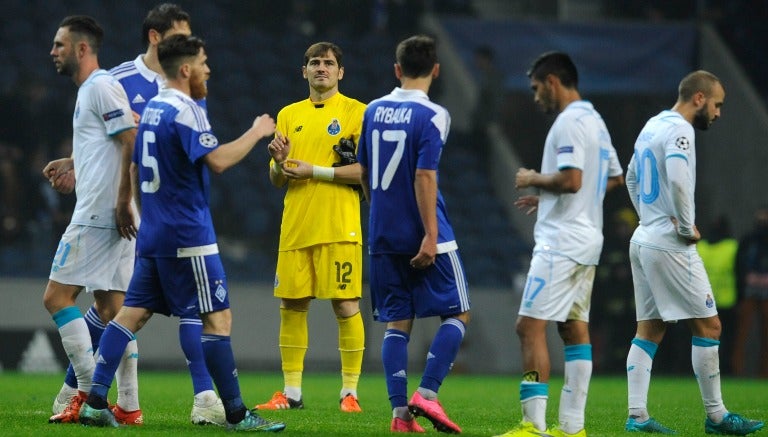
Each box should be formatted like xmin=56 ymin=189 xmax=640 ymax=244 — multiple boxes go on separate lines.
xmin=370 ymin=254 xmax=423 ymax=432
xmin=408 ymin=250 xmax=468 ymax=434
xmin=53 ymin=303 xmax=101 ymax=414
xmin=193 ymin=254 xmax=284 ymax=431
xmin=324 ymin=242 xmax=364 ymax=412
xmin=554 ymin=264 xmax=594 ymax=436
xmin=257 ymin=248 xmax=310 ymax=410
xmin=180 ymin=315 xmax=225 ymax=425
xmin=624 ymin=244 xmax=675 ymax=434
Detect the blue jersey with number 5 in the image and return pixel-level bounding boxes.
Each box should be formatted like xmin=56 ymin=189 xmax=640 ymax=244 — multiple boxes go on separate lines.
xmin=357 ymin=87 xmax=457 ymax=255
xmin=133 ymin=87 xmax=219 ymax=257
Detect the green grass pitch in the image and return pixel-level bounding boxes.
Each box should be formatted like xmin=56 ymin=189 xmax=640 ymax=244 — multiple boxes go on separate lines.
xmin=3 ymin=371 xmax=766 ymax=436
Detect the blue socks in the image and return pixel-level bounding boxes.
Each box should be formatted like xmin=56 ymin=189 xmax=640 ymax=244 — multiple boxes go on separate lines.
xmin=420 ymin=318 xmax=465 ymax=393
xmin=179 ymin=317 xmax=214 ymax=394
xmin=382 ymin=329 xmax=410 ymax=409
xmin=91 ymin=320 xmax=134 ymax=401
xmin=201 ymin=334 xmax=245 ymax=423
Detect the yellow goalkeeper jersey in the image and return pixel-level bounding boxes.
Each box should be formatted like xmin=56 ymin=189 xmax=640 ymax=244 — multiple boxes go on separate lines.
xmin=273 ymin=92 xmax=366 ymax=250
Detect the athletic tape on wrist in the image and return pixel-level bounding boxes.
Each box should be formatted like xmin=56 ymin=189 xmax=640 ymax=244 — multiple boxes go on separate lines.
xmin=312 ymin=165 xmax=334 ymax=181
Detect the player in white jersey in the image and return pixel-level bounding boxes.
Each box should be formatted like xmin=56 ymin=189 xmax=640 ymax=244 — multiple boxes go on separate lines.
xmin=624 ymin=71 xmax=764 ymax=435
xmin=43 ymin=15 xmax=141 ymax=425
xmin=495 ymin=52 xmax=623 ymax=437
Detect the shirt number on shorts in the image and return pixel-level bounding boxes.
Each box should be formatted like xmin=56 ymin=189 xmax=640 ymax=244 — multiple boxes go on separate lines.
xmin=335 ymin=261 xmax=352 ymax=289
xmin=523 ymin=276 xmax=546 ymax=307
xmin=51 ymin=241 xmax=72 ymax=272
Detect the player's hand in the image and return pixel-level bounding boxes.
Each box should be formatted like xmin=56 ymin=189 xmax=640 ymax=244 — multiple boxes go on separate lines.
xmin=515 ymin=168 xmax=537 ymax=189
xmin=253 ymin=114 xmax=276 ymax=139
xmin=280 ymin=159 xmax=313 ymax=180
xmin=268 ymin=131 xmax=290 ymax=164
xmin=670 ymin=216 xmax=700 ymax=244
xmin=515 ymin=195 xmax=539 ymax=215
xmin=332 ymin=137 xmax=357 ymax=167
xmin=410 ymin=236 xmax=437 ymax=269
xmin=116 ymin=202 xmax=137 ymax=240
xmin=43 ymin=158 xmax=75 ymax=194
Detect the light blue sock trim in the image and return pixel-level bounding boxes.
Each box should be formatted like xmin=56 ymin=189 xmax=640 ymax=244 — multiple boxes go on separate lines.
xmin=692 ymin=336 xmax=720 ymax=347
xmin=564 ymin=343 xmax=592 ymax=361
xmin=52 ymin=306 xmax=82 ymax=328
xmin=520 ymin=381 xmax=548 ymax=401
xmin=631 ymin=337 xmax=658 ymax=359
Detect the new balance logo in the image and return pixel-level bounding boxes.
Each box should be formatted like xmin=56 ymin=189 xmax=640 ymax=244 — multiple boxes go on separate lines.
xmin=392 ymin=369 xmax=407 ymax=379
xmin=132 ymin=94 xmax=146 ymax=104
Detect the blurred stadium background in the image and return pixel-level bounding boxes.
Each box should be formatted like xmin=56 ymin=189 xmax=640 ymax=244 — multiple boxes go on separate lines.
xmin=1 ymin=0 xmax=766 ymax=377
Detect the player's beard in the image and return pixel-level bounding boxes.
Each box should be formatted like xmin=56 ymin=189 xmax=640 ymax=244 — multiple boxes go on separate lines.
xmin=56 ymin=55 xmax=78 ymax=77
xmin=189 ymin=71 xmax=207 ymax=100
xmin=692 ymin=106 xmax=711 ymax=130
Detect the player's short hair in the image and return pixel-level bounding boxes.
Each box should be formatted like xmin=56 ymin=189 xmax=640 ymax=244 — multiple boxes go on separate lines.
xmin=304 ymin=42 xmax=343 ymax=67
xmin=396 ymin=35 xmax=437 ymax=78
xmin=59 ymin=15 xmax=104 ymax=54
xmin=678 ymin=70 xmax=721 ymax=102
xmin=158 ymin=34 xmax=205 ymax=79
xmin=527 ymin=51 xmax=578 ymax=89
xmin=142 ymin=3 xmax=191 ymax=47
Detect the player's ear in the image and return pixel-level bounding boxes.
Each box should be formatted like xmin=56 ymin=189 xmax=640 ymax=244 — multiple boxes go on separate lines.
xmin=148 ymin=29 xmax=162 ymax=47
xmin=338 ymin=66 xmax=344 ymax=81
xmin=394 ymin=64 xmax=402 ymax=80
xmin=432 ymin=63 xmax=440 ymax=79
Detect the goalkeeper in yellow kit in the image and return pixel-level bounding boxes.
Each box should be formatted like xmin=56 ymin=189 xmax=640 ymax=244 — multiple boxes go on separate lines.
xmin=257 ymin=41 xmax=366 ymax=413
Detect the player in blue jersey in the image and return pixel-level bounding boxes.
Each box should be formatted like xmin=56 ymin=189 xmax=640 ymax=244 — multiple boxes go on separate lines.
xmin=495 ymin=52 xmax=624 ymax=437
xmin=358 ymin=34 xmax=469 ymax=434
xmin=110 ymin=3 xmax=222 ymax=425
xmin=44 ymin=15 xmax=141 ymax=426
xmin=77 ymin=35 xmax=285 ymax=432
xmin=624 ymin=71 xmax=763 ymax=436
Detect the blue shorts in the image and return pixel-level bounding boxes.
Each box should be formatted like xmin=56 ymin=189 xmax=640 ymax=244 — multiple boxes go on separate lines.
xmin=369 ymin=251 xmax=470 ymax=322
xmin=125 ymin=255 xmax=230 ymax=318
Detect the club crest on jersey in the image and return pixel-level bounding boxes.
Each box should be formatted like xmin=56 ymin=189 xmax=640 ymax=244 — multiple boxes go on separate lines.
xmin=675 ymin=136 xmax=690 ymax=150
xmin=705 ymin=293 xmax=714 ymax=308
xmin=327 ymin=118 xmax=341 ymax=135
xmin=102 ymin=109 xmax=125 ymax=121
xmin=199 ymin=133 xmax=219 ymax=148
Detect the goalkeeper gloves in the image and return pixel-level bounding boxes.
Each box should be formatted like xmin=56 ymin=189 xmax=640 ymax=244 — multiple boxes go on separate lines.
xmin=332 ymin=137 xmax=357 ymax=167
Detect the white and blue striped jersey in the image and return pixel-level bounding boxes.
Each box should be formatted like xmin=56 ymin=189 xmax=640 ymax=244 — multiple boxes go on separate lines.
xmin=627 ymin=110 xmax=697 ymax=251
xmin=70 ymin=69 xmax=136 ymax=229
xmin=358 ymin=87 xmax=457 ymax=255
xmin=534 ymin=100 xmax=622 ymax=265
xmin=110 ymin=54 xmax=207 ymax=116
xmin=133 ymin=87 xmax=219 ymax=258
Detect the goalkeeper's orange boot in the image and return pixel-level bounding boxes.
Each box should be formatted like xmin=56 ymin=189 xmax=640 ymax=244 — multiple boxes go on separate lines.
xmin=112 ymin=404 xmax=144 ymax=425
xmin=49 ymin=390 xmax=87 ymax=424
xmin=339 ymin=394 xmax=362 ymax=413
xmin=254 ymin=391 xmax=304 ymax=410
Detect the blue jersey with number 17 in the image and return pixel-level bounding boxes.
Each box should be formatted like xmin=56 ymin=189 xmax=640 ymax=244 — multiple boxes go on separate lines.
xmin=358 ymin=87 xmax=457 ymax=255
xmin=133 ymin=87 xmax=219 ymax=258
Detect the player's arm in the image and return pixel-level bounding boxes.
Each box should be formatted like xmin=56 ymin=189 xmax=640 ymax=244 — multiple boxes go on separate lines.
xmin=625 ymin=154 xmax=640 ymax=213
xmin=268 ymin=131 xmax=289 ymax=187
xmin=130 ymin=161 xmax=140 ymax=214
xmin=205 ymin=114 xmax=275 ymax=174
xmin=606 ymin=174 xmax=625 ymax=192
xmin=666 ymin=153 xmax=698 ymax=242
xmin=411 ymin=168 xmax=438 ymax=269
xmin=115 ymin=127 xmax=138 ymax=240
xmin=43 ymin=157 xmax=75 ymax=194
xmin=281 ymin=160 xmax=362 ymax=184
xmin=515 ymin=167 xmax=582 ymax=193
xmin=359 ymin=166 xmax=370 ymax=203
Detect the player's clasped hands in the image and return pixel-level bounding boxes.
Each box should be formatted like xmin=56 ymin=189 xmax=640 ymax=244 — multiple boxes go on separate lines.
xmin=43 ymin=157 xmax=75 ymax=194
xmin=515 ymin=195 xmax=539 ymax=216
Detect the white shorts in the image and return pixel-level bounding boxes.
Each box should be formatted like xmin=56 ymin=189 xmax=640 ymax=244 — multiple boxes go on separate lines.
xmin=518 ymin=250 xmax=594 ymax=322
xmin=49 ymin=224 xmax=135 ymax=293
xmin=629 ymin=242 xmax=718 ymax=322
